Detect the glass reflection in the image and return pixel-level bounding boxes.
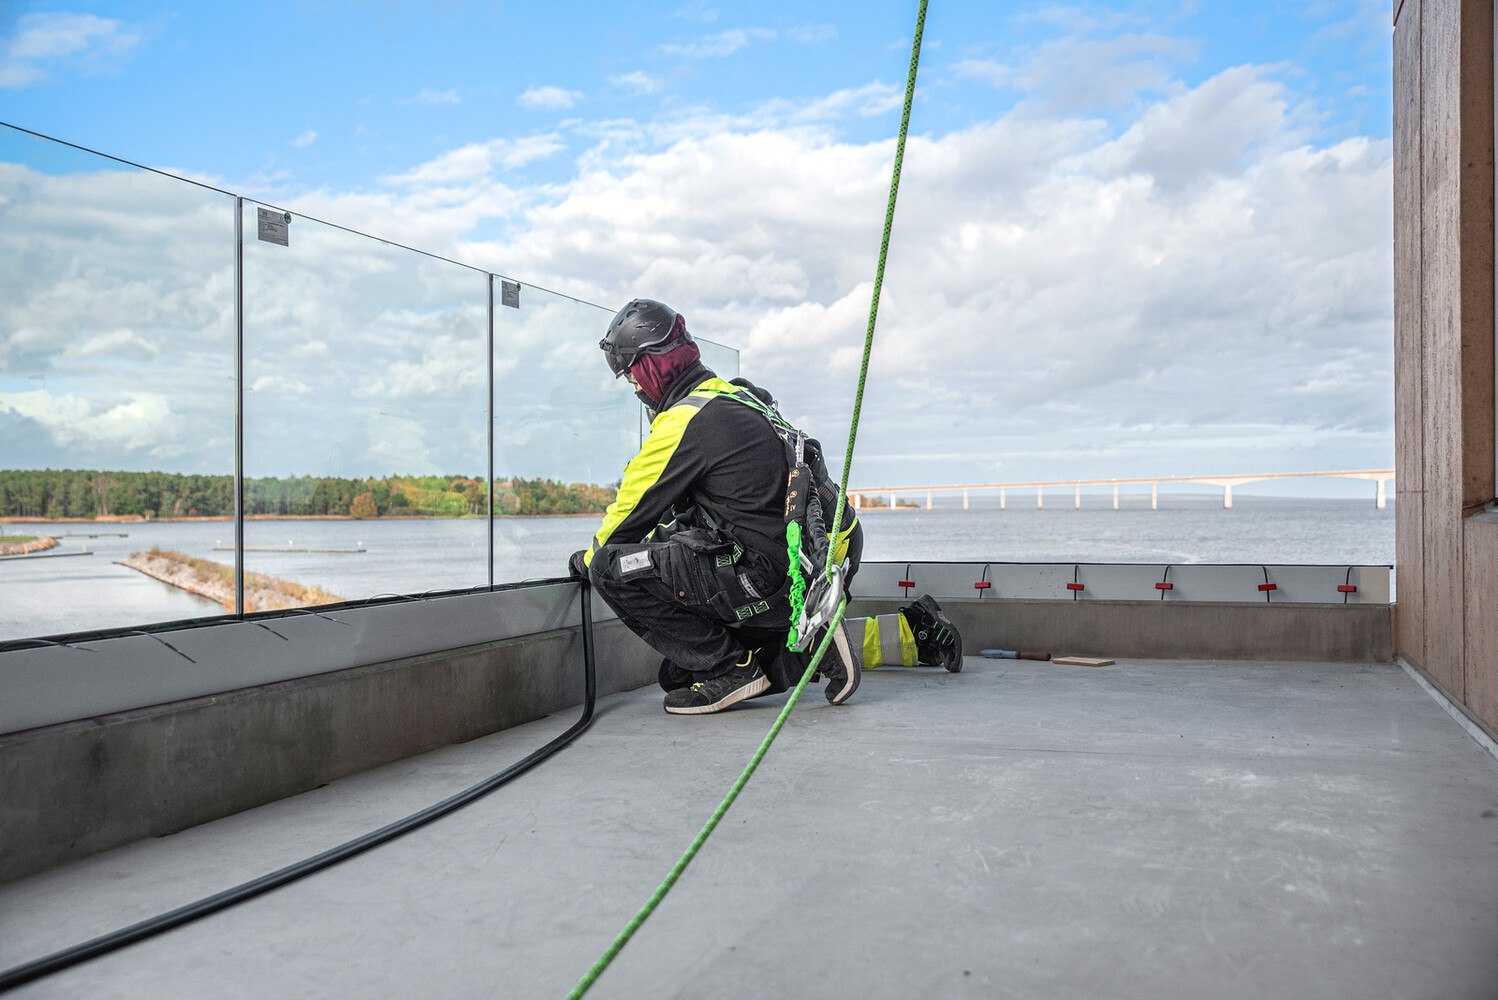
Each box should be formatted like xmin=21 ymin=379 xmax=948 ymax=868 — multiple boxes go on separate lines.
xmin=490 ymin=283 xmax=624 ymax=583
xmin=696 ymin=336 xmax=739 ymax=381
xmin=0 ymin=125 xmax=236 ymax=639
xmin=0 ymin=125 xmax=743 ymax=638
xmin=241 ymin=204 xmax=489 ymax=603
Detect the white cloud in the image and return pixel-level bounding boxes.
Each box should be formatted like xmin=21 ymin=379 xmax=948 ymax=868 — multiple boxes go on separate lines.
xmin=291 ymin=130 xmax=317 ymax=148
xmin=383 ymin=134 xmax=564 ymax=187
xmin=444 ymin=65 xmax=1392 ymax=481
xmin=0 ymin=62 xmax=40 ymax=88
xmin=610 ymin=71 xmax=661 ymax=96
xmin=1 ymin=12 xmax=140 ymax=89
xmin=354 ymin=334 xmax=486 ymax=399
xmin=661 ymin=28 xmax=776 ymax=59
xmin=787 ymin=24 xmax=836 ymax=45
xmin=995 ymin=32 xmax=1198 ymax=110
xmin=0 ymin=389 xmax=174 ymax=451
xmin=775 ymin=82 xmax=904 ymax=122
xmin=0 ymin=48 xmax=1395 ymax=484
xmin=518 ymin=85 xmax=582 ymax=111
xmin=9 ymin=12 xmax=130 ymax=58
xmin=673 ymin=2 xmax=718 ymax=24
xmin=249 ymin=374 xmax=309 ymax=395
xmin=954 ymin=59 xmax=1010 ymax=88
xmin=1018 ymin=6 xmax=1149 ymax=34
xmin=290 ymin=340 xmax=330 ymax=359
xmin=65 ymin=329 xmax=159 ymax=361
xmin=1087 ymin=65 xmax=1310 ymax=189
xmin=400 ymin=86 xmax=461 ymax=106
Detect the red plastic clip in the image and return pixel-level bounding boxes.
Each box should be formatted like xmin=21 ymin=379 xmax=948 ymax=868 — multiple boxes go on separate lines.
xmin=1337 ymin=585 xmax=1357 ymax=593
xmin=1258 ymin=583 xmax=1277 ymax=592
xmin=1155 ymin=582 xmax=1174 ymax=590
xmin=1066 ymin=582 xmax=1084 ymax=591
xmin=897 ymin=580 xmax=915 ymax=589
xmin=973 ymin=581 xmax=991 ymax=590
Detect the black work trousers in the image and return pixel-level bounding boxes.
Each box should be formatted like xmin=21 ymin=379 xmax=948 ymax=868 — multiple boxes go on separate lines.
xmin=588 ymin=524 xmax=795 ymax=684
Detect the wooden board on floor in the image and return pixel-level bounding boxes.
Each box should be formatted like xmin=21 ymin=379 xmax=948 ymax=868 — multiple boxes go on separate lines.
xmin=1052 ymin=656 xmax=1114 ymax=667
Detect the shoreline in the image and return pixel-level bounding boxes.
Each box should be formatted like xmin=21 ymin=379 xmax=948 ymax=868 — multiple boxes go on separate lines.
xmin=0 ymin=512 xmax=602 ymax=525
xmin=0 ymin=536 xmax=59 ymax=556
xmin=117 ymin=550 xmax=345 ymax=612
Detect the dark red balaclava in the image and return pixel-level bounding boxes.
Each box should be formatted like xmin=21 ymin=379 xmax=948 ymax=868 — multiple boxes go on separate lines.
xmin=630 ymin=326 xmax=701 ymax=410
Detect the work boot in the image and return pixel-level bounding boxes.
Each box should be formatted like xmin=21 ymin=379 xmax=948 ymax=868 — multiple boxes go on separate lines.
xmin=658 ymin=658 xmax=694 ymax=692
xmin=901 ymin=595 xmax=963 ymax=672
xmin=819 ymin=619 xmax=863 ymax=705
xmin=663 ymin=650 xmax=770 ymax=715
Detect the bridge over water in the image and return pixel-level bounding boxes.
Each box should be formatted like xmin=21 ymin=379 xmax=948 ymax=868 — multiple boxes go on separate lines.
xmin=850 ymin=469 xmax=1397 ymax=511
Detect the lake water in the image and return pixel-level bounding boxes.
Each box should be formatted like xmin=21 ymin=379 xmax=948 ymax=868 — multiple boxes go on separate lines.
xmin=0 ymin=494 xmax=1395 ymax=642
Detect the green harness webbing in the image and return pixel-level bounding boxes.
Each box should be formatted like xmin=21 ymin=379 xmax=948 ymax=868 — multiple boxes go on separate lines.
xmin=688 ymin=383 xmax=837 ymax=648
xmin=567 ymin=3 xmax=929 ymax=995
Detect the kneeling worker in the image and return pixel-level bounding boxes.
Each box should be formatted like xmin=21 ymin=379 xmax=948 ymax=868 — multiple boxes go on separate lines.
xmin=573 ymin=298 xmax=960 ymax=714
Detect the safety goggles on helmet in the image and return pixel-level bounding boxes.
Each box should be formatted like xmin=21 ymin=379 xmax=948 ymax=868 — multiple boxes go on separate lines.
xmin=600 ymin=339 xmax=636 ymax=379
xmin=599 ymin=336 xmax=691 ymax=379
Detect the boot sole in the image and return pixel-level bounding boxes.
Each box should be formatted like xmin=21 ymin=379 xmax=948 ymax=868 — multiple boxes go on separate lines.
xmin=664 ymin=674 xmax=771 ymax=714
xmin=826 ymin=626 xmax=862 ymax=705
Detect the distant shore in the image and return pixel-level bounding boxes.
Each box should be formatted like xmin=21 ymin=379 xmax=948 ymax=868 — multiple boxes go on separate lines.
xmin=0 ymin=512 xmax=600 ymax=524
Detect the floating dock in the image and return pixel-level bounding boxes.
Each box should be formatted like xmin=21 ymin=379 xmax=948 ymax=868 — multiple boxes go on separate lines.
xmin=0 ymin=550 xmax=94 ymax=561
xmin=211 ymin=546 xmax=366 ymax=553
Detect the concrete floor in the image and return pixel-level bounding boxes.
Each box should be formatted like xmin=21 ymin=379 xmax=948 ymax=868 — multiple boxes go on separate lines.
xmin=3 ymin=657 xmax=1497 ymax=999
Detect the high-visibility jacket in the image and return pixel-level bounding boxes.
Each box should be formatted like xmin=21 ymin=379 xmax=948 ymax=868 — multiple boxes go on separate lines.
xmin=586 ymin=364 xmax=786 ymax=573
xmin=585 ymin=364 xmax=856 ymax=580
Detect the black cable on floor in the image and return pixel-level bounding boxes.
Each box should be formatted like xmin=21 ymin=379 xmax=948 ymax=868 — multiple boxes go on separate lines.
xmin=0 ymin=580 xmax=599 ymax=994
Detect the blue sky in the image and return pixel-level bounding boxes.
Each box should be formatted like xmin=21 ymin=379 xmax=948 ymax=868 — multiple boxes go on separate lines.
xmin=3 ymin=2 xmax=1390 ymax=192
xmin=1 ymin=2 xmax=1395 ymax=492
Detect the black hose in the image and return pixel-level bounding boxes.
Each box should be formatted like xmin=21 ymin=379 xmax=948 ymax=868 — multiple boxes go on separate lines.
xmin=0 ymin=580 xmax=599 ymax=994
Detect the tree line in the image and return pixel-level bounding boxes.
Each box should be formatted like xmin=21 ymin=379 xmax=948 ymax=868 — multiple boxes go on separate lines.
xmin=0 ymin=470 xmax=616 ymax=520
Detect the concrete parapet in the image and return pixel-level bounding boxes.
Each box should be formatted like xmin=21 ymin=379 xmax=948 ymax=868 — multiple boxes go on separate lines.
xmin=0 ymin=618 xmax=655 ymax=883
xmin=3 ymin=593 xmax=1391 ymax=884
xmin=848 ymin=598 xmax=1393 ymax=664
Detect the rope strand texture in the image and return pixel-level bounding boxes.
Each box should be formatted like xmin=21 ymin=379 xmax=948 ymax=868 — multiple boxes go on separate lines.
xmin=568 ymin=3 xmax=928 ymax=994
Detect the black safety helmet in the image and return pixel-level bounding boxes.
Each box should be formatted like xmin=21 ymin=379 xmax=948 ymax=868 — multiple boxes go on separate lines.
xmin=599 ymin=298 xmax=694 ymax=378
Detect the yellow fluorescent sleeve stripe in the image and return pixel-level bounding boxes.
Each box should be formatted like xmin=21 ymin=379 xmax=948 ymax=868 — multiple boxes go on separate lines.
xmin=862 ymin=617 xmax=881 ymax=668
xmin=833 ymin=519 xmax=858 ymax=565
xmin=583 ymin=403 xmax=701 ymax=567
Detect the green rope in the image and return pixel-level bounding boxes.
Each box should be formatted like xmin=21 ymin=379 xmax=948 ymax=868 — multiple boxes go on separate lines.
xmin=823 ymin=0 xmax=928 ymax=580
xmin=565 ymin=602 xmax=847 ymax=1000
xmin=567 ymin=4 xmax=928 ymax=995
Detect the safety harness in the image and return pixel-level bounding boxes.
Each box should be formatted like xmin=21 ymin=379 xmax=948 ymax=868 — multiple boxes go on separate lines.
xmin=690 ymin=382 xmax=857 ymax=651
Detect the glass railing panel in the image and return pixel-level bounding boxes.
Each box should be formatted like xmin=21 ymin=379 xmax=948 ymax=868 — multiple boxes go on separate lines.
xmin=489 ymin=283 xmax=626 ymax=583
xmin=241 ymin=204 xmax=490 ymax=604
xmin=0 ymin=126 xmax=237 ymax=640
xmin=695 ymin=336 xmax=740 ymax=381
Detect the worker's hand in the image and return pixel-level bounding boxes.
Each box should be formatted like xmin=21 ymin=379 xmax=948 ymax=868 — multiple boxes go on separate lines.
xmin=568 ymin=549 xmax=588 ymax=580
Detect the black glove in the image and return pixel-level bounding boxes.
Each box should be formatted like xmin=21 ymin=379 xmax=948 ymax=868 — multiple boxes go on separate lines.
xmin=568 ymin=549 xmax=588 ymax=580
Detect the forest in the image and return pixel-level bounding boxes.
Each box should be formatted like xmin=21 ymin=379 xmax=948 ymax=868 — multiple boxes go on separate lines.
xmin=0 ymin=470 xmax=616 ymax=519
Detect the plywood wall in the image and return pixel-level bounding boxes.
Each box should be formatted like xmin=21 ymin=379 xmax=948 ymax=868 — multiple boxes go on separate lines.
xmin=1393 ymin=0 xmax=1498 ymax=731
